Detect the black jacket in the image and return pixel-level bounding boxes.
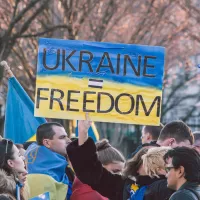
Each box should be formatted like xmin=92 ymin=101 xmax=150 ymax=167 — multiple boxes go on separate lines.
xmin=169 ymin=182 xmax=200 ymax=200
xmin=67 ymin=138 xmax=173 ymax=200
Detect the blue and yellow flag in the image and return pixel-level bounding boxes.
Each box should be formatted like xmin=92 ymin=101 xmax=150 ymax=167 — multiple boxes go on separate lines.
xmin=26 ymin=143 xmax=72 ymax=199
xmin=29 ymin=192 xmax=50 ymax=200
xmin=4 ymin=77 xmax=46 ymax=143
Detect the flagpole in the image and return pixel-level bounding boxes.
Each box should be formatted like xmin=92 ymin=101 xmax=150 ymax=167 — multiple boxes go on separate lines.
xmin=0 ymin=61 xmax=14 ymax=78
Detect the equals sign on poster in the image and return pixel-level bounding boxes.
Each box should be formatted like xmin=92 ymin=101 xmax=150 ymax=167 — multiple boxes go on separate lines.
xmin=88 ymin=79 xmax=103 ymax=89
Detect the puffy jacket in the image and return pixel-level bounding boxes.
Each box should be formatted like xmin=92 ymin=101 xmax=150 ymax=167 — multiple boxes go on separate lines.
xmin=0 ymin=169 xmax=16 ymax=199
xmin=0 ymin=170 xmax=29 ymax=200
xmin=170 ymin=182 xmax=200 ymax=200
xmin=71 ymin=177 xmax=108 ymax=200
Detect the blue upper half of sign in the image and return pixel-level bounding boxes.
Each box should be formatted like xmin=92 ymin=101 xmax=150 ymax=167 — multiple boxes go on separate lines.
xmin=37 ymin=38 xmax=165 ymax=90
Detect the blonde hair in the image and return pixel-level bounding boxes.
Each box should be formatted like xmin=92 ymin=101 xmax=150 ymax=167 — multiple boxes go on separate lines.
xmin=142 ymin=147 xmax=171 ymax=178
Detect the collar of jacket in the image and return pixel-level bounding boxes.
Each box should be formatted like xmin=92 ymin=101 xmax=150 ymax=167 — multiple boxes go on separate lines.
xmin=179 ymin=181 xmax=200 ymax=190
xmin=136 ymin=175 xmax=166 ymax=187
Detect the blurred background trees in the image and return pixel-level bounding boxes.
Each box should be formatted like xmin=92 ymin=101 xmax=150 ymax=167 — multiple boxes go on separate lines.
xmin=0 ymin=0 xmax=200 ymax=156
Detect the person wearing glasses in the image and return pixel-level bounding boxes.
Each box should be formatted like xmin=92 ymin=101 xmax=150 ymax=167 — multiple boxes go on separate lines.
xmin=0 ymin=139 xmax=28 ymax=200
xmin=67 ymin=117 xmax=174 ymax=200
xmin=164 ymin=147 xmax=200 ymax=200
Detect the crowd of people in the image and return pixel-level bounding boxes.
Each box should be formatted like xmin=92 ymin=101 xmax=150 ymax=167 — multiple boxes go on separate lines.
xmin=0 ymin=118 xmax=200 ymax=200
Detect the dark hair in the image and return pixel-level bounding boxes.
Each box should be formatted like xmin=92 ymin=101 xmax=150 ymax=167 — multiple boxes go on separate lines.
xmin=36 ymin=122 xmax=63 ymax=145
xmin=0 ymin=140 xmax=15 ymax=175
xmin=95 ymin=139 xmax=125 ymax=165
xmin=15 ymin=144 xmax=23 ymax=149
xmin=143 ymin=124 xmax=164 ymax=141
xmin=193 ymin=131 xmax=200 ymax=143
xmin=164 ymin=147 xmax=200 ymax=182
xmin=123 ymin=147 xmax=149 ymax=178
xmin=23 ymin=141 xmax=35 ymax=150
xmin=158 ymin=120 xmax=194 ymax=145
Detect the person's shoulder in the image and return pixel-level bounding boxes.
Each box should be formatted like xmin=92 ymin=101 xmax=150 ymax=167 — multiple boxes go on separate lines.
xmin=145 ymin=179 xmax=174 ymax=200
xmin=170 ymin=189 xmax=198 ymax=200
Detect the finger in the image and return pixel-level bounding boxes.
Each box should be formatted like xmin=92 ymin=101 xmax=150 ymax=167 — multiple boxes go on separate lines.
xmin=85 ymin=113 xmax=90 ymax=121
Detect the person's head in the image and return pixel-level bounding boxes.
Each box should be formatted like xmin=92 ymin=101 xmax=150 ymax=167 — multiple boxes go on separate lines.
xmin=36 ymin=122 xmax=71 ymax=156
xmin=123 ymin=147 xmax=149 ymax=178
xmin=193 ymin=131 xmax=200 ymax=153
xmin=0 ymin=139 xmax=26 ymax=176
xmin=157 ymin=121 xmax=194 ymax=147
xmin=142 ymin=146 xmax=171 ymax=178
xmin=96 ymin=139 xmax=125 ymax=174
xmin=23 ymin=141 xmax=35 ymax=150
xmin=164 ymin=147 xmax=200 ymax=191
xmin=141 ymin=124 xmax=163 ymax=144
xmin=15 ymin=144 xmax=26 ymax=157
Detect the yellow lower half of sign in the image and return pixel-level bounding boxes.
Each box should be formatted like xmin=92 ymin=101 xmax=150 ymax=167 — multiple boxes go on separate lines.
xmin=35 ymin=76 xmax=162 ymax=125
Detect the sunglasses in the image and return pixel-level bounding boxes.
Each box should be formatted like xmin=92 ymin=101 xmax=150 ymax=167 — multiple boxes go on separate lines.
xmin=165 ymin=166 xmax=175 ymax=173
xmin=1 ymin=139 xmax=13 ymax=162
xmin=2 ymin=139 xmax=13 ymax=153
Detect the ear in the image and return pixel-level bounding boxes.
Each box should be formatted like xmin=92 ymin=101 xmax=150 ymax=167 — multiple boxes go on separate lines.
xmin=43 ymin=139 xmax=51 ymax=148
xmin=177 ymin=166 xmax=185 ymax=178
xmin=168 ymin=138 xmax=176 ymax=147
xmin=146 ymin=133 xmax=152 ymax=141
xmin=7 ymin=159 xmax=14 ymax=168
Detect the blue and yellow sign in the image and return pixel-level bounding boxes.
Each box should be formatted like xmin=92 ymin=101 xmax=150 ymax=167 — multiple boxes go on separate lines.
xmin=34 ymin=38 xmax=165 ymax=125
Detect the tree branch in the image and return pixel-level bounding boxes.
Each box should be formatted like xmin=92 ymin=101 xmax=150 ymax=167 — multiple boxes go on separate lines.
xmin=17 ymin=25 xmax=69 ymax=38
xmin=6 ymin=0 xmax=42 ymax=36
xmin=11 ymin=0 xmax=49 ymax=39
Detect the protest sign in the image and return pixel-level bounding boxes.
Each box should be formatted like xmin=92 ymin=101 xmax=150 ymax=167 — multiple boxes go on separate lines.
xmin=35 ymin=38 xmax=165 ymax=125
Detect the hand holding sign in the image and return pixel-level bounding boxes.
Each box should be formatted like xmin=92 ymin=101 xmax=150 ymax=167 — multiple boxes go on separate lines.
xmin=78 ymin=113 xmax=92 ymax=146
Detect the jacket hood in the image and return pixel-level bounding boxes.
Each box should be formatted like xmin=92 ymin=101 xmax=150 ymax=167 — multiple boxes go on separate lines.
xmin=0 ymin=169 xmax=16 ymax=196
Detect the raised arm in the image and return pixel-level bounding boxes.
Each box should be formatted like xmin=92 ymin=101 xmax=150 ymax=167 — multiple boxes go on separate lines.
xmin=78 ymin=113 xmax=91 ymax=146
xmin=67 ymin=115 xmax=125 ymax=200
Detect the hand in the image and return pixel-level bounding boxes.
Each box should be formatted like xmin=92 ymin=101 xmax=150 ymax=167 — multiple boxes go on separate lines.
xmin=78 ymin=113 xmax=92 ymax=146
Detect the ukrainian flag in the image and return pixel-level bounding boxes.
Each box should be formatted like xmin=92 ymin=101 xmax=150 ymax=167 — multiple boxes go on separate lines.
xmin=29 ymin=192 xmax=50 ymax=200
xmin=4 ymin=77 xmax=46 ymax=143
xmin=26 ymin=143 xmax=72 ymax=200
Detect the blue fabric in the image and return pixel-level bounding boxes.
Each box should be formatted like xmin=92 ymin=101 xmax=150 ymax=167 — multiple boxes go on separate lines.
xmin=4 ymin=77 xmax=46 ymax=143
xmin=16 ymin=181 xmax=23 ymax=200
xmin=26 ymin=143 xmax=71 ymax=199
xmin=38 ymin=38 xmax=165 ymax=90
xmin=130 ymin=186 xmax=147 ymax=200
xmin=29 ymin=192 xmax=50 ymax=200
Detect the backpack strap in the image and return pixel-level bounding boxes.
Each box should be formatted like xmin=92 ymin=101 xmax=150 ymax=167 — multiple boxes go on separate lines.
xmin=186 ymin=188 xmax=200 ymax=200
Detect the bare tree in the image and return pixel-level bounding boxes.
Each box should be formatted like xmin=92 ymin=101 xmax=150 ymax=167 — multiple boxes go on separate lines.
xmin=0 ymin=0 xmax=200 ymax=156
